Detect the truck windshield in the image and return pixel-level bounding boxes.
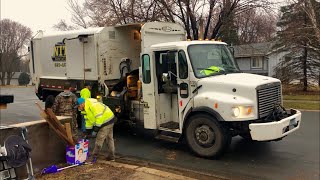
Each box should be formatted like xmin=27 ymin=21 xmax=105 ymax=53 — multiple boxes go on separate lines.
xmin=188 ymin=44 xmax=240 ymax=78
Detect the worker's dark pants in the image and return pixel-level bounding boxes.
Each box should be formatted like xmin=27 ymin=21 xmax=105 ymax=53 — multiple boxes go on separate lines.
xmin=92 ymin=123 xmax=115 ymax=159
xmin=81 ymin=115 xmax=86 ymax=132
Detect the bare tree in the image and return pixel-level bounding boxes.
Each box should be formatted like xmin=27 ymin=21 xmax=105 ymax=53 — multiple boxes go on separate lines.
xmin=84 ymin=0 xmax=172 ymax=26
xmin=53 ymin=19 xmax=77 ymax=31
xmin=63 ymin=0 xmax=171 ymax=27
xmin=235 ymin=9 xmax=277 ymax=44
xmin=68 ymin=0 xmax=90 ymax=28
xmin=63 ymin=0 xmax=276 ymax=44
xmin=0 ymin=19 xmax=32 ymax=85
xmin=153 ymin=0 xmax=277 ymax=42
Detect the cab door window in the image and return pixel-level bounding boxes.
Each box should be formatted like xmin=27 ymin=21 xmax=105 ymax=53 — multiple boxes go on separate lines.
xmin=142 ymin=54 xmax=151 ymax=83
xmin=178 ymin=50 xmax=188 ymax=79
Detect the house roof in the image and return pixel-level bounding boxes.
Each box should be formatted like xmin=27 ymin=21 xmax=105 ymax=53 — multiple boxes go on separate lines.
xmin=233 ymin=42 xmax=275 ymax=58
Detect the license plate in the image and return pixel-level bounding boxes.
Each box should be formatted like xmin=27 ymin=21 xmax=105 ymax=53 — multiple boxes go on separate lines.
xmin=289 ymin=118 xmax=296 ymax=125
xmin=288 ymin=118 xmax=299 ymax=131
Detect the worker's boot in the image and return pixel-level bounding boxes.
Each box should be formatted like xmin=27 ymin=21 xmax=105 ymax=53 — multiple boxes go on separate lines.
xmin=105 ymin=156 xmax=115 ymax=162
xmin=87 ymin=145 xmax=101 ymax=163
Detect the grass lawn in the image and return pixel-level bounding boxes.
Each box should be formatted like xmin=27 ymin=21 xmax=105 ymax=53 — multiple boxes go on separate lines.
xmin=282 ymin=84 xmax=319 ymax=110
xmin=283 ymin=101 xmax=320 ymax=110
xmin=283 ymin=95 xmax=320 ymax=101
xmin=283 ymin=95 xmax=320 ymax=110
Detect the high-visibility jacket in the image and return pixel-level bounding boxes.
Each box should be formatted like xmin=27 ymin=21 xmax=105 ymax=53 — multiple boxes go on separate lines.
xmin=83 ymin=98 xmax=114 ymax=130
xmin=80 ymin=87 xmax=91 ymax=99
xmin=201 ymin=66 xmax=221 ymax=76
xmin=80 ymin=88 xmax=92 ymax=116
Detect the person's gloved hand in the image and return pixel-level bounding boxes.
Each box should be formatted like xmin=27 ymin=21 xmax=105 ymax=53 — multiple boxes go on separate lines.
xmin=93 ymin=126 xmax=100 ymax=132
xmin=82 ymin=130 xmax=92 ymax=139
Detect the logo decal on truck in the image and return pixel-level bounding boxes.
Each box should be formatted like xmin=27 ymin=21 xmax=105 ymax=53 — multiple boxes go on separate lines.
xmin=162 ymin=26 xmax=172 ymax=32
xmin=52 ymin=42 xmax=66 ymax=61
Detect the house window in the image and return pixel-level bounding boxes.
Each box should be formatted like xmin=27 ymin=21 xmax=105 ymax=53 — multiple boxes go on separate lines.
xmin=251 ymin=57 xmax=263 ymax=69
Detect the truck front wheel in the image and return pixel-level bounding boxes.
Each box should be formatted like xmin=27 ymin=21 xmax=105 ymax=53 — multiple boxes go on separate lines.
xmin=185 ymin=114 xmax=231 ymax=158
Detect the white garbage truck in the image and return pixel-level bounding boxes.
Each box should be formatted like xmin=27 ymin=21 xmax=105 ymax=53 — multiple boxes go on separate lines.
xmin=29 ymin=22 xmax=302 ymax=158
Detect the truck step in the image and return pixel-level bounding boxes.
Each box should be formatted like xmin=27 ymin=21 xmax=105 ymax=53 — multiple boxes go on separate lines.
xmin=155 ymin=131 xmax=181 ymax=143
xmin=159 ymin=121 xmax=179 ymax=130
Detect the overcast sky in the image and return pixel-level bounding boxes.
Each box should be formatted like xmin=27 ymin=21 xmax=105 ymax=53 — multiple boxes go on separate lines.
xmin=1 ymin=0 xmax=290 ymax=36
xmin=1 ymin=0 xmax=73 ymax=35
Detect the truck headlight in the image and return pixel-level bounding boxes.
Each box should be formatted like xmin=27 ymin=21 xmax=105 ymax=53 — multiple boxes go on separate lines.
xmin=232 ymin=107 xmax=240 ymax=117
xmin=232 ymin=106 xmax=254 ymax=118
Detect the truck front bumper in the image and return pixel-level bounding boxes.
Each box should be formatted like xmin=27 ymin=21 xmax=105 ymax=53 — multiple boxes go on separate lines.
xmin=249 ymin=109 xmax=301 ymax=141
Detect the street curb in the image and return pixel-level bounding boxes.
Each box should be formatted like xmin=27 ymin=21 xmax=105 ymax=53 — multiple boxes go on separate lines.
xmin=115 ymin=155 xmax=230 ymax=180
xmin=0 ymin=85 xmax=33 ymax=88
xmin=293 ymin=109 xmax=320 ymax=112
xmin=99 ymin=161 xmax=196 ymax=180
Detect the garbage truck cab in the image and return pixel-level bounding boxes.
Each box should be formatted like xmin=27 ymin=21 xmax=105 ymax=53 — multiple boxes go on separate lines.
xmin=133 ymin=38 xmax=301 ymax=158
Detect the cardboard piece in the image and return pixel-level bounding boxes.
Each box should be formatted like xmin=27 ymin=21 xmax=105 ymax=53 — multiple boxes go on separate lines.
xmin=65 ymin=123 xmax=74 ymax=143
xmin=35 ymin=103 xmax=76 ymax=146
xmin=66 ymin=139 xmax=89 ymax=165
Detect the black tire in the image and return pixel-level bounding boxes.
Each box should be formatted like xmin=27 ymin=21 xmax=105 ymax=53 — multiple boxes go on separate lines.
xmin=185 ymin=114 xmax=231 ymax=158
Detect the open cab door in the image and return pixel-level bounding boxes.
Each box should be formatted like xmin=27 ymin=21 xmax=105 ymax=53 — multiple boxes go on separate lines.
xmin=140 ymin=54 xmax=157 ymax=129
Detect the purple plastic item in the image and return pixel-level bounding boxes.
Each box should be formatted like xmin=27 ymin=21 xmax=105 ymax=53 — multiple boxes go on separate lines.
xmin=42 ymin=164 xmax=81 ymax=175
xmin=42 ymin=165 xmax=58 ymax=174
xmin=66 ymin=139 xmax=89 ymax=165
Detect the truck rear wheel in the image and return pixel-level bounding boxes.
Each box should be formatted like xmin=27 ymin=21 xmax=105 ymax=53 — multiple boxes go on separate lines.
xmin=185 ymin=114 xmax=231 ymax=158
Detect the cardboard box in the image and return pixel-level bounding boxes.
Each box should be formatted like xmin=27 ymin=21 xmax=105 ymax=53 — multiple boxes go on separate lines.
xmin=66 ymin=139 xmax=89 ymax=165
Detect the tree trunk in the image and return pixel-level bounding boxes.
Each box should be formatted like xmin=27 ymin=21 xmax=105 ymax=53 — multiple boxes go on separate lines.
xmin=185 ymin=1 xmax=198 ymax=40
xmin=177 ymin=0 xmax=191 ymax=39
xmin=1 ymin=72 xmax=5 ymax=86
xmin=302 ymin=47 xmax=308 ymax=91
xmin=6 ymin=72 xmax=15 ymax=85
xmin=318 ymin=71 xmax=320 ymax=87
xmin=302 ymin=7 xmax=308 ymax=92
xmin=211 ymin=17 xmax=223 ymax=39
xmin=6 ymin=76 xmax=12 ymax=85
xmin=204 ymin=0 xmax=216 ymax=39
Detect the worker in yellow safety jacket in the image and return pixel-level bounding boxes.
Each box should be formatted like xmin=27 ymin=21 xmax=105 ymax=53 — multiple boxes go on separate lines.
xmin=80 ymin=83 xmax=91 ymax=99
xmin=79 ymin=83 xmax=91 ymax=132
xmin=77 ymin=98 xmax=116 ymax=162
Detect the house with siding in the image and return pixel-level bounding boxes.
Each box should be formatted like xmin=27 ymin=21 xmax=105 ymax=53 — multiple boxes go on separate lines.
xmin=233 ymin=42 xmax=275 ymax=76
xmin=234 ymin=42 xmax=318 ymax=85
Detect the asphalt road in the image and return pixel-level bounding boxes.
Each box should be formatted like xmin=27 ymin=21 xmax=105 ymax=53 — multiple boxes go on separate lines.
xmin=0 ymin=87 xmax=44 ymax=125
xmin=1 ymin=87 xmax=319 ymax=179
xmin=115 ymin=111 xmax=319 ymax=180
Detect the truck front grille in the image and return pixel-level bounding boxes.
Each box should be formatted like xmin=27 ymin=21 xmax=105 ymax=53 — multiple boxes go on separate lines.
xmin=257 ymin=82 xmax=282 ymax=118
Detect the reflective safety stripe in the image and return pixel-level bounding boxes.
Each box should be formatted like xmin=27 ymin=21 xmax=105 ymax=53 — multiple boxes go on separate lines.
xmin=81 ymin=111 xmax=87 ymax=115
xmin=95 ymin=114 xmax=115 ymax=127
xmin=95 ymin=105 xmax=107 ymax=118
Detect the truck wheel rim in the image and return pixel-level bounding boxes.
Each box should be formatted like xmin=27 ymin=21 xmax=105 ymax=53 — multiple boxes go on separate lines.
xmin=195 ymin=125 xmax=215 ymax=147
